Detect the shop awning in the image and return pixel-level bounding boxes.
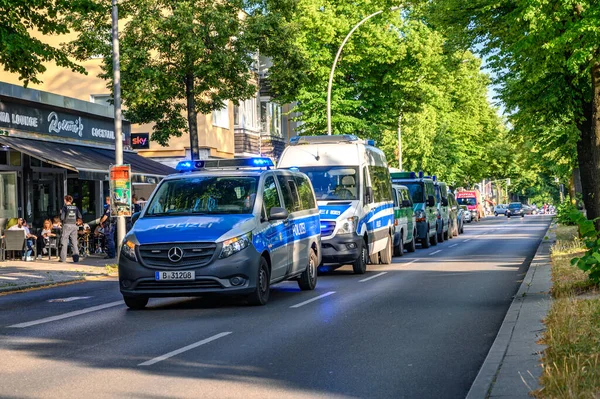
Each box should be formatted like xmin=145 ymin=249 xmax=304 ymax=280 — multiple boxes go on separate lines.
xmin=0 ymin=136 xmax=174 ymax=178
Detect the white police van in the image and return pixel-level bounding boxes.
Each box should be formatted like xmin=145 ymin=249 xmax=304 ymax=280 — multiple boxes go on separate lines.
xmin=278 ymin=135 xmax=394 ymax=274
xmin=119 ymin=158 xmax=321 ymax=308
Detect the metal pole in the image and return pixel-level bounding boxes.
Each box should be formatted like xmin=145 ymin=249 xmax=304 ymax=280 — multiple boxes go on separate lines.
xmin=112 ymin=0 xmax=126 ymax=254
xmin=397 ymin=113 xmax=402 ymax=170
xmin=327 ymin=6 xmax=401 ymax=135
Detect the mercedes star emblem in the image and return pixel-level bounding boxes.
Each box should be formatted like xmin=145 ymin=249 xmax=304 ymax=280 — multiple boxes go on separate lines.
xmin=168 ymin=247 xmax=184 ymax=263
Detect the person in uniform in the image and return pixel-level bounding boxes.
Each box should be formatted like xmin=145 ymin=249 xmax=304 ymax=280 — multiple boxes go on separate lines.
xmin=100 ymin=199 xmax=115 ymax=259
xmin=60 ymin=195 xmax=82 ymax=263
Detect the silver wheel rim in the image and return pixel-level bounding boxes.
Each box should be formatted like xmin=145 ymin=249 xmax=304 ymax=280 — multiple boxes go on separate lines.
xmin=259 ymin=267 xmax=268 ymax=294
xmin=309 ymin=257 xmax=316 ymax=282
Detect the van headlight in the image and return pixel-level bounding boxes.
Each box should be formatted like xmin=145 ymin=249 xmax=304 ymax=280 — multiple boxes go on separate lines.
xmin=415 ymin=210 xmax=426 ymax=222
xmin=336 ymin=217 xmax=357 ymax=235
xmin=220 ymin=233 xmax=252 ymax=259
xmin=122 ymin=240 xmax=137 ymax=261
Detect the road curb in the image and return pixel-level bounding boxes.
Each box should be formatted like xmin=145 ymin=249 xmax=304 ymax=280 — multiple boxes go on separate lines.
xmin=466 ymin=221 xmax=553 ymax=399
xmin=0 ymin=274 xmax=117 ymax=295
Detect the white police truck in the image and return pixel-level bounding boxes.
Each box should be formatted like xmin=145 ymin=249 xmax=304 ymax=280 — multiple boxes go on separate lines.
xmin=119 ymin=158 xmax=322 ymax=308
xmin=278 ymin=135 xmax=394 ymax=274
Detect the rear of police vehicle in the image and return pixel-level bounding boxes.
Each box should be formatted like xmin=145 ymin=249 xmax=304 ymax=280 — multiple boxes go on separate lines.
xmin=119 ymin=158 xmax=321 ymax=309
xmin=278 ymin=135 xmax=394 ymax=275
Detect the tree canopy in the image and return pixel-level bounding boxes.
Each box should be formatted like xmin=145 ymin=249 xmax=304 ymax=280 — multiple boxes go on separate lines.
xmin=0 ymin=0 xmax=101 ymax=86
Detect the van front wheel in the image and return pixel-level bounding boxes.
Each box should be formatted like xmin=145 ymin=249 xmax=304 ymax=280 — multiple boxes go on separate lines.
xmin=380 ymin=234 xmax=393 ymax=264
xmin=247 ymin=257 xmax=270 ymax=306
xmin=298 ymin=251 xmax=318 ymax=291
xmin=352 ymin=242 xmax=368 ymax=274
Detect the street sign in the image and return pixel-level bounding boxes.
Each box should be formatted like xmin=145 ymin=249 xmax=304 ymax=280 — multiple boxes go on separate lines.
xmin=110 ymin=164 xmax=132 ymax=217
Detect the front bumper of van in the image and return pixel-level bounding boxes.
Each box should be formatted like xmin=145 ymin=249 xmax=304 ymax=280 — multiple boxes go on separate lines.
xmin=321 ymin=233 xmax=363 ymax=264
xmin=119 ymin=246 xmax=261 ymax=298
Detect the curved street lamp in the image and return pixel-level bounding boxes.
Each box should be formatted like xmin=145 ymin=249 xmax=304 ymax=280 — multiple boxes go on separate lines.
xmin=326 ymin=6 xmax=402 ymax=136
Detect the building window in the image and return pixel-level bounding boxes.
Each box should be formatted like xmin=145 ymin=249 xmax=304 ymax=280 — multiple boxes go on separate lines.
xmin=212 ymin=104 xmax=230 ymax=129
xmin=234 ymin=98 xmax=259 ymax=130
xmin=90 ymin=94 xmax=112 ymax=106
xmin=260 ymin=101 xmax=282 ymax=137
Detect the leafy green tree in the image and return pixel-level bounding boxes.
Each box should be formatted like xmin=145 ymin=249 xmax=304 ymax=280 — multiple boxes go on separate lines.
xmin=0 ymin=0 xmax=101 ymax=86
xmin=423 ymin=0 xmax=600 ymax=222
xmin=69 ymin=0 xmax=285 ymax=160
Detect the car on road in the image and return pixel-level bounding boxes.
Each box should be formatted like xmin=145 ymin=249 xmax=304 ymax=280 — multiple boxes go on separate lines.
xmin=461 ymin=205 xmax=472 ymax=223
xmin=506 ymin=202 xmax=525 ymax=218
xmin=390 ymin=171 xmax=439 ymax=248
xmin=392 ymin=184 xmax=417 ymax=256
xmin=434 ymin=180 xmax=451 ymax=242
xmin=278 ymin=135 xmax=394 ymax=273
xmin=457 ymin=204 xmax=466 ymax=232
xmin=119 ymin=157 xmax=322 ymax=309
xmin=494 ymin=204 xmax=508 ymax=216
xmin=448 ymin=192 xmax=461 ymax=237
xmin=522 ymin=205 xmax=535 ymax=215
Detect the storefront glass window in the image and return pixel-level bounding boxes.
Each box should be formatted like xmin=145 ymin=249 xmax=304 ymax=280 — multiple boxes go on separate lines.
xmin=68 ymin=179 xmax=97 ymax=222
xmin=9 ymin=151 xmax=20 ymax=166
xmin=0 ymin=172 xmax=17 ymax=218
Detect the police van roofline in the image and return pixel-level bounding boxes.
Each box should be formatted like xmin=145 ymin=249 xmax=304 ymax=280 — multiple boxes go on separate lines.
xmin=289 ymin=135 xmax=376 ymax=147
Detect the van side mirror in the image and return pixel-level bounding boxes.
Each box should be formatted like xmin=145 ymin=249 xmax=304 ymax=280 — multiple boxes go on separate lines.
xmin=427 ymin=195 xmax=435 ymax=207
xmin=442 ymin=198 xmax=448 ymax=206
xmin=131 ymin=212 xmax=141 ymax=225
xmin=401 ymin=199 xmax=411 ymax=208
xmin=269 ymin=207 xmax=289 ymax=220
xmin=365 ymin=187 xmax=374 ymax=204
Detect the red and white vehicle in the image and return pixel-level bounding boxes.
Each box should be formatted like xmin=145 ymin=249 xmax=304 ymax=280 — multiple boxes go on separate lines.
xmin=456 ymin=190 xmax=484 ymax=221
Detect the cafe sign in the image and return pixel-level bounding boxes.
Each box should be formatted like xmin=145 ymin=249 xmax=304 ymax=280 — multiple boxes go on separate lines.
xmin=0 ymin=98 xmax=130 ymax=145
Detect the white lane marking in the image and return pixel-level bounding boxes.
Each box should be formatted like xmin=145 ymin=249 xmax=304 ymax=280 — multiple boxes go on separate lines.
xmin=47 ymin=296 xmax=92 ymax=303
xmin=359 ymin=272 xmax=388 ymax=283
xmin=8 ymin=301 xmax=122 ymax=328
xmin=429 ymin=250 xmax=442 ymax=256
xmin=464 ymin=239 xmax=471 ymax=243
xmin=139 ymin=332 xmax=232 ymax=366
xmin=290 ymin=291 xmax=336 ymax=308
xmin=449 ymin=244 xmax=458 ymax=248
xmin=8 ymin=273 xmax=45 ymax=279
xmin=0 ymin=276 xmax=18 ymax=280
xmin=401 ymin=259 xmax=420 ymax=266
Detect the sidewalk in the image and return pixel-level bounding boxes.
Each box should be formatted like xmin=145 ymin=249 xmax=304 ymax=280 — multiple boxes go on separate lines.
xmin=0 ymin=254 xmax=117 ymax=293
xmin=467 ymin=224 xmax=554 ymax=398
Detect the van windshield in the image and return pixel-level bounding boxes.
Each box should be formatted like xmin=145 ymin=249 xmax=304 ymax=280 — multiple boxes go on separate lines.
xmin=404 ymin=182 xmax=424 ymax=203
xmin=294 ymin=166 xmax=359 ymax=201
xmin=457 ymin=198 xmax=477 ymax=206
xmin=145 ymin=176 xmax=259 ymax=216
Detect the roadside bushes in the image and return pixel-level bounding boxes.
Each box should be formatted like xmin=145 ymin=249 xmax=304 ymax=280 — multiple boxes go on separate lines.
xmin=568 ymin=210 xmax=600 ymax=283
xmin=556 ymin=201 xmax=578 ymax=226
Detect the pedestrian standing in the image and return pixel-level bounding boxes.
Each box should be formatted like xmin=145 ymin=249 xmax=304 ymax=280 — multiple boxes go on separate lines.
xmin=100 ymin=198 xmax=116 ymax=259
xmin=60 ymin=195 xmax=82 ymax=263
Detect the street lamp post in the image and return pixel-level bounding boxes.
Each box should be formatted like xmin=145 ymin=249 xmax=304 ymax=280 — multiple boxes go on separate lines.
xmin=327 ymin=6 xmax=401 ymax=136
xmin=111 ymin=0 xmax=126 ymax=254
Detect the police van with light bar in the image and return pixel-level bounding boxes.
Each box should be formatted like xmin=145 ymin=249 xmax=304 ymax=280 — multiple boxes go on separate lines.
xmin=390 ymin=171 xmax=439 ymax=248
xmin=118 ymin=157 xmax=321 ymax=309
xmin=278 ymin=135 xmax=394 ymax=274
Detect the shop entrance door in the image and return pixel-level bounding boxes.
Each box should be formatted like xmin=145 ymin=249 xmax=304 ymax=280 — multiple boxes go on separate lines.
xmin=33 ymin=172 xmax=63 ymax=225
xmin=0 ymin=172 xmax=17 ymax=219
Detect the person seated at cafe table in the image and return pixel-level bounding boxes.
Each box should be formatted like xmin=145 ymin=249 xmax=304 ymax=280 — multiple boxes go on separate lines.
xmin=37 ymin=219 xmax=56 ymax=259
xmin=52 ymin=216 xmax=62 ymax=230
xmin=7 ymin=218 xmax=37 ymax=261
xmin=76 ymin=218 xmax=90 ymax=235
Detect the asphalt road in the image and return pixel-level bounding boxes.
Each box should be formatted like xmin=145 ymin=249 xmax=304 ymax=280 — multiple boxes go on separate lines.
xmin=0 ymin=215 xmax=551 ymax=399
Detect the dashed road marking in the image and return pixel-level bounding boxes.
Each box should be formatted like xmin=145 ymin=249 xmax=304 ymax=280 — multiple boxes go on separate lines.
xmin=429 ymin=250 xmax=442 ymax=256
xmin=449 ymin=244 xmax=458 ymax=248
xmin=139 ymin=332 xmax=232 ymax=366
xmin=8 ymin=301 xmax=122 ymax=328
xmin=290 ymin=291 xmax=336 ymax=308
xmin=359 ymin=272 xmax=388 ymax=283
xmin=48 ymin=296 xmax=92 ymax=303
xmin=401 ymin=259 xmax=420 ymax=266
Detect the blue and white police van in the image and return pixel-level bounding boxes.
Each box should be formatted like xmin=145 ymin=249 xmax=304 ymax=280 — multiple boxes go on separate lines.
xmin=278 ymin=135 xmax=394 ymax=274
xmin=119 ymin=158 xmax=321 ymax=308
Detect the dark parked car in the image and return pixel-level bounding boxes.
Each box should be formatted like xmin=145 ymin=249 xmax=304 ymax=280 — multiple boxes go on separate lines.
xmin=506 ymin=202 xmax=525 ymax=218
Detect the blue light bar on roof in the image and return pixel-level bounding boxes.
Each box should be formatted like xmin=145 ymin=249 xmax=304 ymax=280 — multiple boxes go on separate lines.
xmin=176 ymin=160 xmax=205 ymax=172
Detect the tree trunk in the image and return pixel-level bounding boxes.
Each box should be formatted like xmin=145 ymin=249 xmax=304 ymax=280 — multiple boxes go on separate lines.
xmin=577 ymin=63 xmax=600 ymax=227
xmin=185 ymin=73 xmax=201 ymax=161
